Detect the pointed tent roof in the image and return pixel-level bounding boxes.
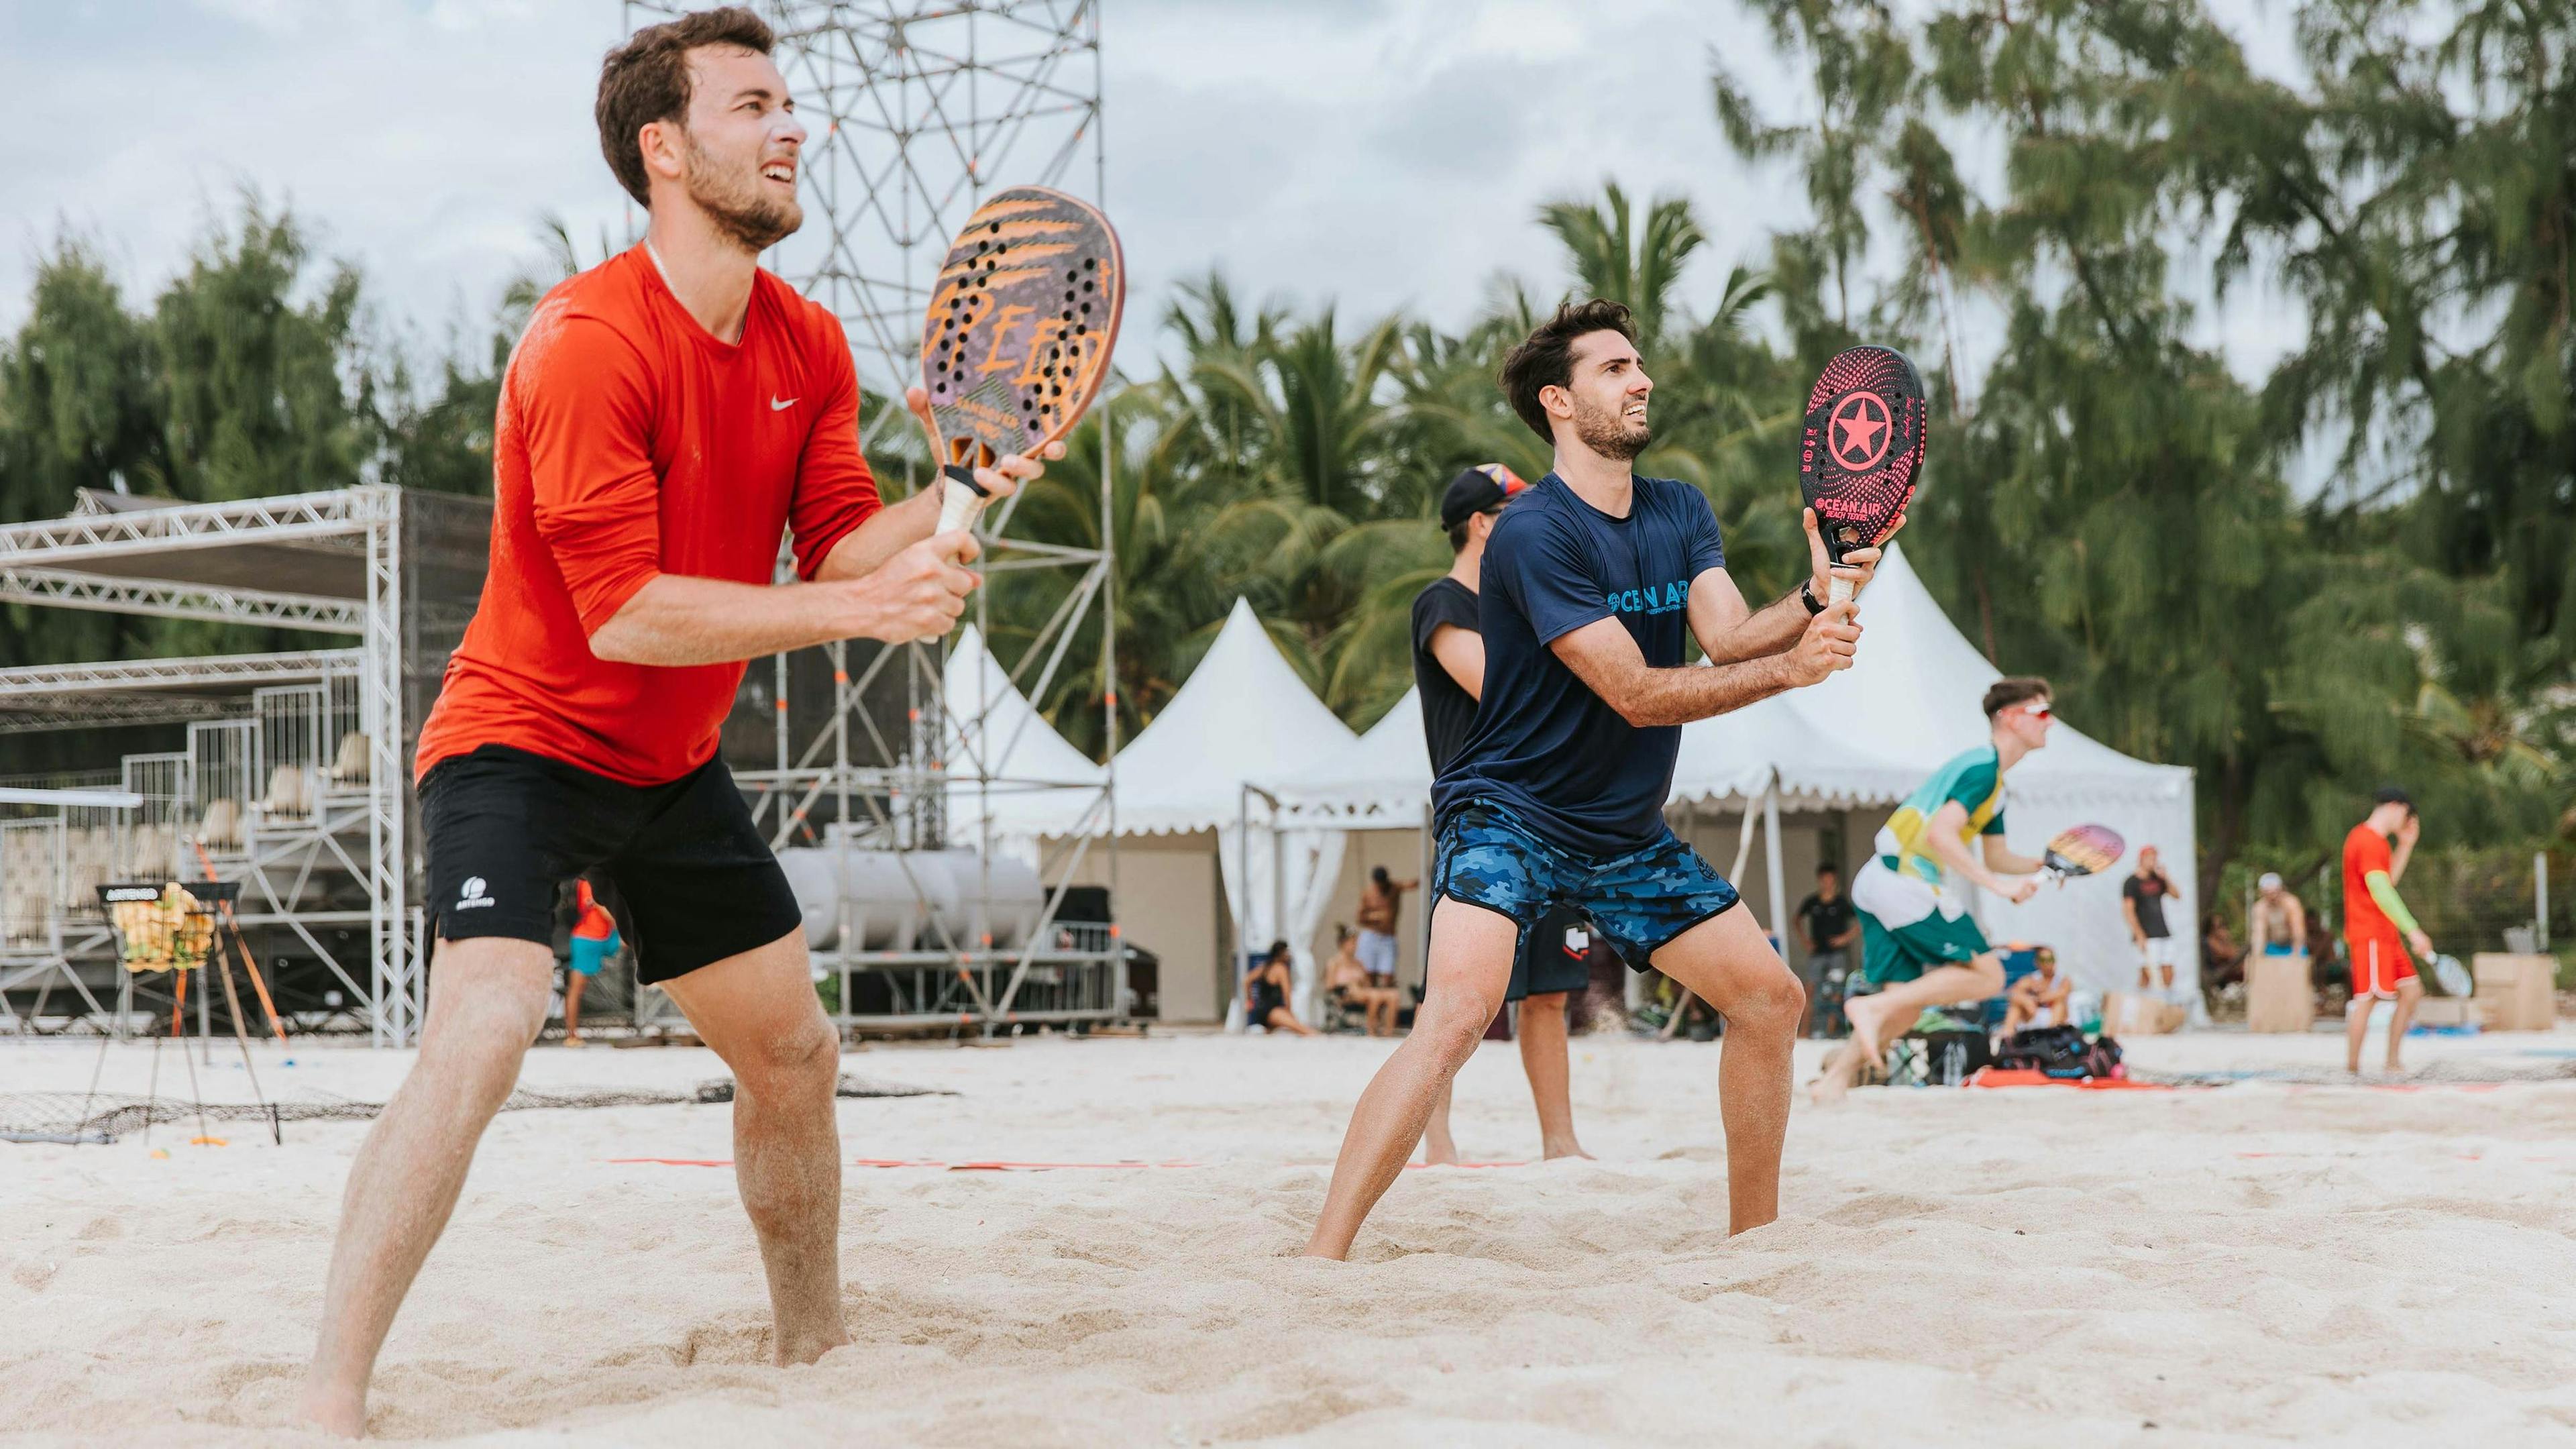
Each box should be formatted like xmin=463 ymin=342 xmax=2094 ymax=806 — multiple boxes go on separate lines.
xmin=1776 ymin=543 xmax=2188 ymax=806
xmin=1112 ymin=598 xmax=1358 ymax=835
xmin=943 ymin=624 xmax=1106 ymax=843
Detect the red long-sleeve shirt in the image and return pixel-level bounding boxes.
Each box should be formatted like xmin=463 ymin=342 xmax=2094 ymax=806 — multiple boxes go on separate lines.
xmin=416 ymin=248 xmax=881 ymax=786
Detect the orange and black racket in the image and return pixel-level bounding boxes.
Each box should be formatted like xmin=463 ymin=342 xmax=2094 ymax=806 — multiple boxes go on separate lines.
xmin=1797 ymin=345 xmax=1926 ymax=603
xmin=920 ymin=186 xmax=1125 ymax=535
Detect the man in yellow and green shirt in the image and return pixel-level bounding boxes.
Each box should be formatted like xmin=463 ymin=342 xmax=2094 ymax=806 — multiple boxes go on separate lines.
xmin=1814 ymin=676 xmax=2055 ymax=1102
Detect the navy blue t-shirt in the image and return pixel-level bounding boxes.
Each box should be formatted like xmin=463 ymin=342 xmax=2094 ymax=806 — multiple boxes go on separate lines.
xmin=1431 ymin=472 xmax=1726 ymax=855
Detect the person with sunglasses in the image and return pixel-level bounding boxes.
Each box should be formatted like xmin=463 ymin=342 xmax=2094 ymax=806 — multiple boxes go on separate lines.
xmin=1813 ymin=677 xmax=2055 ymax=1103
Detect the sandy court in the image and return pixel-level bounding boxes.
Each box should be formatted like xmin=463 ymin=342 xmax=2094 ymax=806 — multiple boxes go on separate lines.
xmin=6 ymin=1026 xmax=2576 ymax=1446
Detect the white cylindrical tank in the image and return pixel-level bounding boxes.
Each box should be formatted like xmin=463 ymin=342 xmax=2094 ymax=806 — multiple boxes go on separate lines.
xmin=775 ymin=847 xmax=1043 ymax=952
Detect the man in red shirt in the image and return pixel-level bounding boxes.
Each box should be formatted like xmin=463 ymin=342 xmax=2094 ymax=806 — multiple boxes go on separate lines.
xmin=2341 ymin=786 xmax=2436 ymax=1074
xmin=300 ymin=9 xmax=1055 ymax=1434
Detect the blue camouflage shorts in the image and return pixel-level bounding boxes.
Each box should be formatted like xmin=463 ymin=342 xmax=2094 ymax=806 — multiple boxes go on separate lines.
xmin=1434 ymin=800 xmax=1739 ymax=969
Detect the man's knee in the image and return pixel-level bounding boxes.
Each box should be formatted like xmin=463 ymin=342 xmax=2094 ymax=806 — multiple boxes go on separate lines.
xmin=735 ymin=1010 xmax=841 ymax=1096
xmin=1418 ymin=998 xmax=1500 ymax=1061
xmin=1964 ymin=953 xmax=2008 ymax=997
xmin=1729 ymin=964 xmax=1806 ymax=1035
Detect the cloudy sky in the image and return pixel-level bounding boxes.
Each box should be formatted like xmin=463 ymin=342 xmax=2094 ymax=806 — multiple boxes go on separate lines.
xmin=0 ymin=0 xmax=2309 ymax=392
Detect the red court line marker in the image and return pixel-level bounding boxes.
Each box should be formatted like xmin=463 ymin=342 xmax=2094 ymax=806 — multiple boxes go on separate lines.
xmin=606 ymin=1157 xmax=733 ymax=1167
xmin=1403 ymin=1161 xmax=1529 ymax=1169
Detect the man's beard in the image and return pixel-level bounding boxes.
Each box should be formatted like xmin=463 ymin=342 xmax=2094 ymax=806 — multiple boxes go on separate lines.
xmin=684 ymin=134 xmax=802 ymax=254
xmin=1570 ymin=395 xmax=1651 ymax=461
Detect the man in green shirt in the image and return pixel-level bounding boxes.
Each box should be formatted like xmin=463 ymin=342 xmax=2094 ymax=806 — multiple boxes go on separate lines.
xmin=1812 ymin=676 xmax=2054 ymax=1103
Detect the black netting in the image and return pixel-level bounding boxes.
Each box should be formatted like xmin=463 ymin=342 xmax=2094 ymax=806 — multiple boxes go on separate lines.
xmin=0 ymin=1073 xmax=950 ymax=1144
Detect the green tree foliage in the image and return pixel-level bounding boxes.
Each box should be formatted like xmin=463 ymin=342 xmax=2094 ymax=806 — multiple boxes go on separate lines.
xmin=1712 ymin=0 xmax=2569 ymax=902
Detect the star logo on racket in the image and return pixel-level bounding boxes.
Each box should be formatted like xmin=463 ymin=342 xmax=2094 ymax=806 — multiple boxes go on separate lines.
xmin=1827 ymin=392 xmax=1893 ymax=471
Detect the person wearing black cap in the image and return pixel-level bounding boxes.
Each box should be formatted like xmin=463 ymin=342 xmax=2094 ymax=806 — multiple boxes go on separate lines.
xmin=1411 ymin=462 xmax=1592 ymax=1165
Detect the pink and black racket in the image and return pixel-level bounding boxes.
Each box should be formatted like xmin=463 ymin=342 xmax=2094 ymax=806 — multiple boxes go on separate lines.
xmin=1798 ymin=345 xmax=1926 ymax=603
xmin=920 ymin=186 xmax=1126 ymax=536
xmin=2039 ymin=824 xmax=2125 ymax=886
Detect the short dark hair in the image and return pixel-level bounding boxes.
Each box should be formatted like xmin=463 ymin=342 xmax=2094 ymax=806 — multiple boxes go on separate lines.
xmin=596 ymin=7 xmax=776 ymax=208
xmin=1816 ymin=861 xmax=1839 ymax=876
xmin=1371 ymin=865 xmax=1391 ymax=889
xmin=2373 ymin=785 xmax=2413 ymax=808
xmin=1499 ymin=299 xmax=1638 ymax=441
xmin=1982 ymin=676 xmax=2051 ymax=720
xmin=1266 ymin=938 xmax=1289 ymax=962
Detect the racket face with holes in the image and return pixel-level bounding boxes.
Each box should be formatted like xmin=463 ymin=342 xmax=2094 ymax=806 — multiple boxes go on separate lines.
xmin=1797 ymin=345 xmax=1927 ymax=564
xmin=918 ymin=186 xmax=1124 ymax=478
xmin=2040 ymin=824 xmax=2126 ymax=881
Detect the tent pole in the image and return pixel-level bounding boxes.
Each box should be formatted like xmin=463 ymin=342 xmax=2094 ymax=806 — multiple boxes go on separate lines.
xmin=1763 ymin=780 xmax=1787 ymax=960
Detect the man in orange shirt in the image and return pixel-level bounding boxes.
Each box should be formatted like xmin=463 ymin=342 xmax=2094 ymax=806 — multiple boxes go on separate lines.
xmin=299 ymin=9 xmax=1057 ymax=1435
xmin=2341 ymin=786 xmax=2436 ymax=1075
xmin=561 ymin=879 xmax=621 ymax=1048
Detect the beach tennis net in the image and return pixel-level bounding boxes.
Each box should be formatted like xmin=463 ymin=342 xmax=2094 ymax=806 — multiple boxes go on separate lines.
xmin=0 ymin=1073 xmax=951 ymax=1144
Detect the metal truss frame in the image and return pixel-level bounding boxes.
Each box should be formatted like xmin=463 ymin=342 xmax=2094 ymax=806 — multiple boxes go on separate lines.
xmin=0 ymin=570 xmax=364 ymax=633
xmin=0 ymin=488 xmax=424 ymax=1046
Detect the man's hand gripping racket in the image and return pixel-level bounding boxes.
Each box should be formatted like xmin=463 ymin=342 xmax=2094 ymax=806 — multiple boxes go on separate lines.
xmin=906 ymin=186 xmax=1126 ymax=576
xmin=1798 ymin=345 xmax=1925 ymax=605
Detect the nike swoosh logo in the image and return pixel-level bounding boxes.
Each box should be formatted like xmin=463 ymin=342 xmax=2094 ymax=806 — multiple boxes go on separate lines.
xmin=770 ymin=396 xmax=797 ymax=411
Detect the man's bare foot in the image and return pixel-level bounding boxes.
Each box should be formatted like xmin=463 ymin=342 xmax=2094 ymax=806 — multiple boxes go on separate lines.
xmin=1841 ymin=993 xmax=1898 ymax=1066
xmin=297 ymin=1384 xmax=366 ymax=1439
xmin=1540 ymin=1137 xmax=1593 ymax=1161
xmin=1421 ymin=1133 xmax=1460 ymax=1166
xmin=1808 ymin=1042 xmax=1861 ymax=1105
xmin=777 ymin=1326 xmax=851 ymax=1366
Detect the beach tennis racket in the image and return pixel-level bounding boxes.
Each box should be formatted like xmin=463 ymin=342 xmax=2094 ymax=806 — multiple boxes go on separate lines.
xmin=2038 ymin=824 xmax=2125 ymax=885
xmin=2428 ymin=953 xmax=2471 ymax=998
xmin=920 ymin=185 xmax=1126 ymax=537
xmin=1798 ymin=345 xmax=1927 ymax=603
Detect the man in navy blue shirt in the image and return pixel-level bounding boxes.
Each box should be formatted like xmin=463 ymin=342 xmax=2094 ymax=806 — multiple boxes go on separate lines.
xmin=1305 ymin=300 xmax=1886 ymax=1259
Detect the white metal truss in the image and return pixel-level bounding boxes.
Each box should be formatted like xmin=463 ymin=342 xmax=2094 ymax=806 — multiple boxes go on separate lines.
xmin=0 ymin=650 xmax=362 ymax=698
xmin=0 ymin=569 xmax=365 ymax=633
xmin=0 ymin=488 xmax=380 ymax=570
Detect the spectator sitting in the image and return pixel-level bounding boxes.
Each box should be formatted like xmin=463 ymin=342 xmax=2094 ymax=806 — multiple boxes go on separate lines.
xmin=2002 ymin=947 xmax=2071 ymax=1033
xmin=1322 ymin=924 xmax=1399 ymax=1036
xmin=2249 ymin=871 xmax=2308 ymax=959
xmin=1243 ymin=940 xmax=1316 ymax=1037
xmin=2201 ymin=911 xmax=2246 ymax=995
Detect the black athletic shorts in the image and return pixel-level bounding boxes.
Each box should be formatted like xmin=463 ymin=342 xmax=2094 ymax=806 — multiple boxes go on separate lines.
xmin=1508 ymin=909 xmax=1595 ymax=1002
xmin=419 ymin=744 xmax=803 ymax=985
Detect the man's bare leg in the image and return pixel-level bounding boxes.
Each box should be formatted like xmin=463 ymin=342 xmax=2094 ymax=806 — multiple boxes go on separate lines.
xmin=563 ymin=970 xmax=587 ymax=1045
xmin=299 ymin=938 xmax=553 ymax=1436
xmin=1421 ymin=1079 xmax=1462 ymax=1166
xmin=1648 ymin=909 xmax=1804 ymax=1233
xmin=1811 ymin=952 xmax=2005 ymax=1105
xmin=1517 ymin=991 xmax=1589 ymax=1160
xmin=657 ymin=930 xmax=851 ymax=1366
xmin=2345 ymin=995 xmax=2375 ymax=1074
xmin=1307 ymin=899 xmax=1513 ymax=1258
xmin=2384 ymin=977 xmax=2422 ymax=1073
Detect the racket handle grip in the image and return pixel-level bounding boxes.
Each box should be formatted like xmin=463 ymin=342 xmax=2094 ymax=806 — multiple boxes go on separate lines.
xmin=936 ymin=464 xmax=990 ymax=535
xmin=1827 ymin=576 xmax=1854 ymax=606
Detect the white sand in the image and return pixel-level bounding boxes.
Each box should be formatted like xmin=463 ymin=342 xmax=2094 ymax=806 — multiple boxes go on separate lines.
xmin=6 ymin=1025 xmax=2576 ymax=1446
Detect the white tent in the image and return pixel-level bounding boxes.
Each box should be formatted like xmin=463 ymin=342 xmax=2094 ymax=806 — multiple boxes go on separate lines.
xmin=942 ymin=625 xmax=1108 ymax=859
xmin=1110 ymin=598 xmax=1358 ymax=1024
xmin=1267 ymin=543 xmax=2196 ymax=1003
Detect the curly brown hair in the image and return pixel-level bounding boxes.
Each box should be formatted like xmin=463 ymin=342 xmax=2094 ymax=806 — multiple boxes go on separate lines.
xmin=595 ymin=7 xmax=776 ymax=208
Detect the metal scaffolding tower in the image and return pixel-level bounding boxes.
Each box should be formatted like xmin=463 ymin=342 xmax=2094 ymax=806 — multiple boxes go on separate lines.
xmin=623 ymin=1 xmax=1122 ymax=1032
